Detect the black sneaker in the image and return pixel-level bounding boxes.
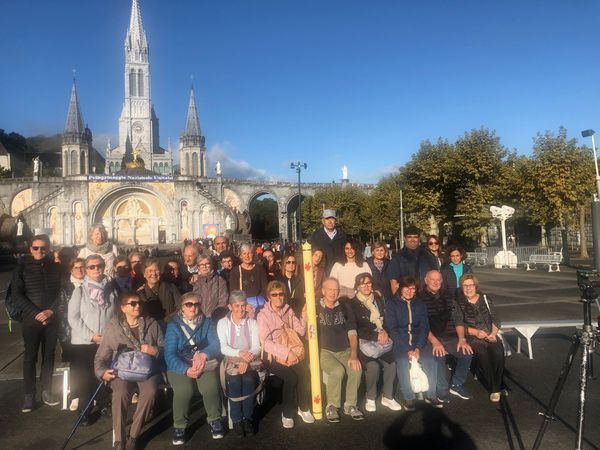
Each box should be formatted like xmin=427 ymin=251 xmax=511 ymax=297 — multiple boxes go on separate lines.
xmin=78 ymin=410 xmax=92 ymax=427
xmin=22 ymin=394 xmax=35 ymax=413
xmin=243 ymin=419 xmax=255 ymax=436
xmin=42 ymin=390 xmax=60 ymax=406
xmin=209 ymin=419 xmax=225 ymax=439
xmin=233 ymin=421 xmax=245 ymax=438
xmin=403 ymin=400 xmax=416 ymax=412
xmin=425 ymin=398 xmax=444 ymax=409
xmin=449 ymin=385 xmax=473 ymax=400
xmin=172 ymin=428 xmax=186 ymax=446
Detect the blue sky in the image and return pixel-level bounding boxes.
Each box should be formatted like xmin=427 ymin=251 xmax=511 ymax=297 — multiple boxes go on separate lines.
xmin=1 ymin=0 xmax=600 ymax=183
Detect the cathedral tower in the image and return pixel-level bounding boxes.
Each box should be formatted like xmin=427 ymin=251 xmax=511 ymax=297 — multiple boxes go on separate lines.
xmin=179 ymin=86 xmax=206 ymax=177
xmin=62 ymin=78 xmax=92 ymax=176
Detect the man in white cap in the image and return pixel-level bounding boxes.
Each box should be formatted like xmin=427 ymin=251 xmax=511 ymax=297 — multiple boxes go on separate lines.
xmin=310 ymin=209 xmax=347 ymax=274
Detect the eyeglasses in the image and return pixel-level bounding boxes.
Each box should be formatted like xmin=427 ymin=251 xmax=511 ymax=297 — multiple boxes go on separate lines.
xmin=198 ymin=263 xmax=211 ymax=267
xmin=428 ymin=242 xmax=439 ymax=246
xmin=360 ymin=281 xmax=373 ymax=286
xmin=462 ymin=283 xmax=476 ymax=288
xmin=126 ymin=301 xmax=141 ymax=307
xmin=183 ymin=302 xmax=201 ymax=308
xmin=285 ymin=261 xmax=296 ymax=265
xmin=72 ymin=266 xmax=85 ymax=270
xmin=87 ymin=264 xmax=106 ymax=270
xmin=402 ymin=286 xmax=417 ymax=291
xmin=31 ymin=246 xmax=48 ymax=251
xmin=269 ymin=292 xmax=285 ymax=298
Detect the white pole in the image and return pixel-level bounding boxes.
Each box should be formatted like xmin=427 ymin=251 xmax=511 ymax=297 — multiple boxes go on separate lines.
xmin=399 ymin=189 xmax=404 ymax=249
xmin=592 ymin=134 xmax=600 ymax=199
xmin=500 ymin=216 xmax=508 ymax=267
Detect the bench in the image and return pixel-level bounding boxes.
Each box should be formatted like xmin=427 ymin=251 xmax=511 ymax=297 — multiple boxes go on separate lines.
xmin=466 ymin=252 xmax=488 ymax=267
xmin=501 ymin=319 xmax=583 ymax=359
xmin=524 ymin=253 xmax=562 ymax=272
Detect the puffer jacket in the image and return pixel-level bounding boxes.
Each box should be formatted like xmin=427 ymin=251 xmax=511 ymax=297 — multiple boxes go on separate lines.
xmin=192 ymin=273 xmax=228 ymax=318
xmin=68 ymin=279 xmax=117 ymax=345
xmin=11 ymin=255 xmax=62 ymax=322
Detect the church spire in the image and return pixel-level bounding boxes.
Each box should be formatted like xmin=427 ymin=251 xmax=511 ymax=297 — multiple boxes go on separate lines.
xmin=125 ymin=0 xmax=148 ymax=61
xmin=182 ymin=86 xmax=202 ymax=137
xmin=64 ymin=77 xmax=84 ymax=134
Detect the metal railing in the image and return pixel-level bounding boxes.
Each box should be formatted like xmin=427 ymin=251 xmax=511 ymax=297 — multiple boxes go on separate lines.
xmin=468 ymin=246 xmax=562 ymax=265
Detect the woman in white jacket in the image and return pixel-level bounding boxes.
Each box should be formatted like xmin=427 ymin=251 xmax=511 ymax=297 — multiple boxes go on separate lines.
xmin=68 ymin=254 xmax=117 ymax=424
xmin=217 ymin=290 xmax=261 ymax=437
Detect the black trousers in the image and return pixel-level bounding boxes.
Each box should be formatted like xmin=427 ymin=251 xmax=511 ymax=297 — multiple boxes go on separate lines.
xmin=267 ymin=358 xmax=310 ymax=418
xmin=22 ymin=319 xmax=58 ymax=395
xmin=70 ymin=343 xmax=102 ymax=408
xmin=470 ymin=338 xmax=505 ymax=393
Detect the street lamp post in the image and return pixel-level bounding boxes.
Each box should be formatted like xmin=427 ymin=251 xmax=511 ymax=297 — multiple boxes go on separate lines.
xmin=399 ymin=189 xmax=404 ymax=249
xmin=581 ymin=129 xmax=600 ymax=271
xmin=290 ymin=161 xmax=307 ymax=243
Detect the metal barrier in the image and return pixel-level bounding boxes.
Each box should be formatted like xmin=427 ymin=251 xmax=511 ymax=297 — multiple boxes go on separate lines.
xmin=469 ymin=246 xmax=561 ymax=265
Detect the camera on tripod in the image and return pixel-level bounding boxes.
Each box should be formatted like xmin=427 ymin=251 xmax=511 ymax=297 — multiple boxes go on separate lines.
xmin=576 ymin=268 xmax=600 ymax=303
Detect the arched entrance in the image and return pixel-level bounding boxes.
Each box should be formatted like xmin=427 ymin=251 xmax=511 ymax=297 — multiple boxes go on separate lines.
xmin=248 ymin=192 xmax=279 ymax=242
xmin=91 ymin=187 xmax=169 ymax=245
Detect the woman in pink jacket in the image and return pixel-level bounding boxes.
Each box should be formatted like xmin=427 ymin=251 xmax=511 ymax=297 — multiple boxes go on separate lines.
xmin=257 ymin=280 xmax=314 ymax=429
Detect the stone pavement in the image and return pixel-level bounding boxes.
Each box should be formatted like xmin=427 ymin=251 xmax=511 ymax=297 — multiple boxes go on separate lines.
xmin=0 ymin=263 xmax=598 ymax=449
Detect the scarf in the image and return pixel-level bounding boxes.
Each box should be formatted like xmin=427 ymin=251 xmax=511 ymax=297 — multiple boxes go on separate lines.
xmin=356 ymin=291 xmax=383 ymax=330
xmin=86 ymin=240 xmax=111 ymax=254
xmin=119 ymin=315 xmax=146 ymax=351
xmin=450 ymin=262 xmax=464 ymax=288
xmin=71 ymin=275 xmax=84 ymax=288
xmin=180 ymin=311 xmax=202 ymax=330
xmin=372 ymin=259 xmax=384 ymax=272
xmin=85 ymin=276 xmax=109 ymax=306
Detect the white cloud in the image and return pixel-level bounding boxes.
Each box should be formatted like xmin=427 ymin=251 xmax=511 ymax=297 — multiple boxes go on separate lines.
xmin=206 ymin=143 xmax=282 ymax=181
xmin=353 ymin=164 xmax=401 ymax=183
xmin=93 ymin=133 xmax=118 ymax=156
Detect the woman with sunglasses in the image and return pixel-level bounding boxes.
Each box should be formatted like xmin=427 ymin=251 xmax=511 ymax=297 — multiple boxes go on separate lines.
xmin=257 ymin=281 xmax=314 ymax=429
xmin=276 ymin=252 xmax=305 ymax=318
xmin=330 ymin=238 xmax=372 ymax=299
xmin=192 ymin=252 xmax=228 ymax=320
xmin=348 ymin=273 xmax=400 ymax=412
xmin=78 ymin=224 xmax=118 ymax=279
xmin=419 ymin=235 xmax=444 ymax=286
xmin=441 ymin=245 xmax=472 ymax=298
xmin=68 ymin=254 xmax=118 ymax=425
xmin=385 ymin=276 xmax=438 ymax=411
xmin=165 ymin=292 xmax=223 ymax=444
xmin=137 ymin=259 xmax=181 ymax=323
xmin=94 ymin=292 xmax=164 ymax=450
xmin=110 ymin=256 xmax=135 ymax=295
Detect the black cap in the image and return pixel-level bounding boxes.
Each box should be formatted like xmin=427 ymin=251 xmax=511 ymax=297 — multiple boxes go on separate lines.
xmin=404 ymin=225 xmax=421 ymax=236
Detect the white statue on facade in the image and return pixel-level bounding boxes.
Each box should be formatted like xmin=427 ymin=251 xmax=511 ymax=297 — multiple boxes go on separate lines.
xmin=225 ymin=214 xmax=233 ymax=231
xmin=342 ymin=164 xmax=348 ymax=180
xmin=16 ymin=219 xmax=24 ymax=237
xmin=33 ymin=157 xmax=40 ymax=176
xmin=216 ymin=161 xmax=222 ymax=176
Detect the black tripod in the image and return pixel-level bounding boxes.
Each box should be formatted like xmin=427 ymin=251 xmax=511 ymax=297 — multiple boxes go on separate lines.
xmin=532 ymin=286 xmax=599 ymax=450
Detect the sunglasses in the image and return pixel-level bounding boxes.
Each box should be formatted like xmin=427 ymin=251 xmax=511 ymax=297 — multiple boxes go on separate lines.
xmin=126 ymin=301 xmax=141 ymax=307
xmin=183 ymin=302 xmax=201 ymax=308
xmin=285 ymin=261 xmax=296 ymax=265
xmin=269 ymin=292 xmax=285 ymax=298
xmin=87 ymin=264 xmax=106 ymax=270
xmin=31 ymin=246 xmax=48 ymax=251
xmin=428 ymin=242 xmax=439 ymax=246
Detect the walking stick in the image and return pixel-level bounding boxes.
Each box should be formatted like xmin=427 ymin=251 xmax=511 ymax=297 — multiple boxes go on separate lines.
xmin=60 ymin=380 xmax=105 ymax=450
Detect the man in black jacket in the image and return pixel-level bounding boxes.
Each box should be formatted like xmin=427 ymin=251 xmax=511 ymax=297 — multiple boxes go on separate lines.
xmin=309 ymin=209 xmax=347 ymax=274
xmin=387 ymin=225 xmax=422 ymax=296
xmin=12 ymin=234 xmax=62 ymax=412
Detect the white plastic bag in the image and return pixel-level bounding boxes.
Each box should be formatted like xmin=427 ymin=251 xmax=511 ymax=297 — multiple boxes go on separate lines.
xmin=409 ymin=358 xmax=429 ymax=393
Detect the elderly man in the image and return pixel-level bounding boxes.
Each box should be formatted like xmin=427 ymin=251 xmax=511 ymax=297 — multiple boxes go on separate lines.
xmin=318 ymin=278 xmax=363 ymax=422
xmin=310 ymin=209 xmax=347 ymax=274
xmin=12 ymin=235 xmax=62 ymax=412
xmin=387 ymin=225 xmax=422 ymax=296
xmin=179 ymin=244 xmax=201 ymax=293
xmin=417 ymin=270 xmax=473 ymax=402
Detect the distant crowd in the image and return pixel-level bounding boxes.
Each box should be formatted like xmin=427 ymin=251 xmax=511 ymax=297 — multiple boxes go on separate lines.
xmin=8 ymin=208 xmax=505 ymax=449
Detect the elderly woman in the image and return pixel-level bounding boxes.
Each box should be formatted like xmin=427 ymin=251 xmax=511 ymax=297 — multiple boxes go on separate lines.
xmin=94 ymin=292 xmax=164 ymax=450
xmin=441 ymin=245 xmax=472 ymax=297
xmin=192 ymin=252 xmax=228 ymax=320
xmin=453 ymin=274 xmax=505 ymax=402
xmin=78 ymin=224 xmax=118 ymax=278
xmin=385 ymin=276 xmax=438 ymax=411
xmin=217 ymin=290 xmax=261 ymax=437
xmin=276 ymin=252 xmax=305 ymax=318
xmin=137 ymin=259 xmax=181 ymax=323
xmin=348 ymin=273 xmax=400 ymax=412
xmin=365 ymin=241 xmax=391 ymax=300
xmin=68 ymin=254 xmax=117 ymax=425
xmin=312 ymin=248 xmax=326 ymax=296
xmin=257 ymin=281 xmax=314 ymax=429
xmin=165 ymin=292 xmax=223 ymax=444
xmin=230 ymin=243 xmax=268 ymax=318
xmin=330 ymin=238 xmax=372 ymax=298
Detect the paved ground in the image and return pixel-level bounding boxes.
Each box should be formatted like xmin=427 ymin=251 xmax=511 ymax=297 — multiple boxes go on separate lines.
xmin=0 ymin=262 xmax=599 ymax=449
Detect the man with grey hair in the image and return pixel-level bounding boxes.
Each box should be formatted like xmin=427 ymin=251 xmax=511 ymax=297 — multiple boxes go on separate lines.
xmin=179 ymin=244 xmax=201 ymax=293
xmin=310 ymin=209 xmax=347 ymax=274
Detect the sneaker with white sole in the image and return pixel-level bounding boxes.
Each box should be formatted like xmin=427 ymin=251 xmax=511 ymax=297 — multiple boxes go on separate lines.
xmin=281 ymin=413 xmax=294 ymax=428
xmin=449 ymin=385 xmax=472 ymax=400
xmin=343 ymin=404 xmax=364 ymax=420
xmin=297 ymin=408 xmax=315 ymax=423
xmin=381 ymin=397 xmax=402 ymax=411
xmin=365 ymin=399 xmax=376 ymax=412
xmin=325 ymin=405 xmax=340 ymax=423
xmin=131 ymin=392 xmax=139 ymax=404
xmin=69 ymin=398 xmax=79 ymax=411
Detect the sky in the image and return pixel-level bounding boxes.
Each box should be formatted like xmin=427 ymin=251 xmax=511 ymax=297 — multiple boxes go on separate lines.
xmin=1 ymin=0 xmax=600 ymax=183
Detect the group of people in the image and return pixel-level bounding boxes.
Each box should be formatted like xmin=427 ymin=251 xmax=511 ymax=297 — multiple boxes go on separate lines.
xmin=10 ymin=211 xmax=506 ymax=449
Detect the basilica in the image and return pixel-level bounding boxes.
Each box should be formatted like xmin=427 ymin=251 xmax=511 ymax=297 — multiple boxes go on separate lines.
xmin=0 ymin=0 xmax=360 ymax=247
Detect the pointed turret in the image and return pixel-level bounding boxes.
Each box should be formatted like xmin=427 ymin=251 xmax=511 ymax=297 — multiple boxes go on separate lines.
xmin=64 ymin=78 xmax=84 ymax=135
xmin=62 ymin=78 xmax=91 ymax=176
xmin=125 ymin=0 xmax=148 ymax=58
xmin=180 ymin=86 xmax=206 ymax=177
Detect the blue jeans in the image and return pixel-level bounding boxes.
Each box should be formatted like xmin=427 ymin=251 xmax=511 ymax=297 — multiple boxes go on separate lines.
xmin=395 ymin=344 xmax=437 ymax=401
xmin=435 ymin=337 xmax=473 ymax=396
xmin=226 ymin=371 xmax=258 ymax=423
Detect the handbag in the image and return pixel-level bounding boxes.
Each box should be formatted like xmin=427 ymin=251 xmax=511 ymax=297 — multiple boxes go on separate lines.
xmin=178 ymin=322 xmax=219 ymax=374
xmin=239 ymin=268 xmax=266 ymax=316
xmin=224 ymin=356 xmax=264 ymax=376
xmin=113 ymin=350 xmax=154 ymax=382
xmin=359 ymin=338 xmax=393 ymax=359
xmin=409 ymin=358 xmax=429 ymax=393
xmin=261 ymin=317 xmax=305 ymax=367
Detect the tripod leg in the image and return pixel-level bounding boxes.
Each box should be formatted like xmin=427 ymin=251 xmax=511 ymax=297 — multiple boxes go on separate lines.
xmin=531 ymin=334 xmax=580 ymax=450
xmin=575 ymin=332 xmax=592 ymax=450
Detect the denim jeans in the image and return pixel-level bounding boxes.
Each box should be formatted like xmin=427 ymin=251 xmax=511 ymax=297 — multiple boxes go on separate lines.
xmin=435 ymin=337 xmax=473 ymax=396
xmin=226 ymin=371 xmax=258 ymax=423
xmin=395 ymin=344 xmax=437 ymax=401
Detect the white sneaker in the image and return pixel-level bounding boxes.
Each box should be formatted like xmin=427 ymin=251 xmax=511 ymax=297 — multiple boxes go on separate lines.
xmin=69 ymin=398 xmax=79 ymax=411
xmin=281 ymin=413 xmax=294 ymax=428
xmin=131 ymin=393 xmax=139 ymax=404
xmin=365 ymin=399 xmax=376 ymax=412
xmin=297 ymin=408 xmax=315 ymax=423
xmin=381 ymin=397 xmax=402 ymax=411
